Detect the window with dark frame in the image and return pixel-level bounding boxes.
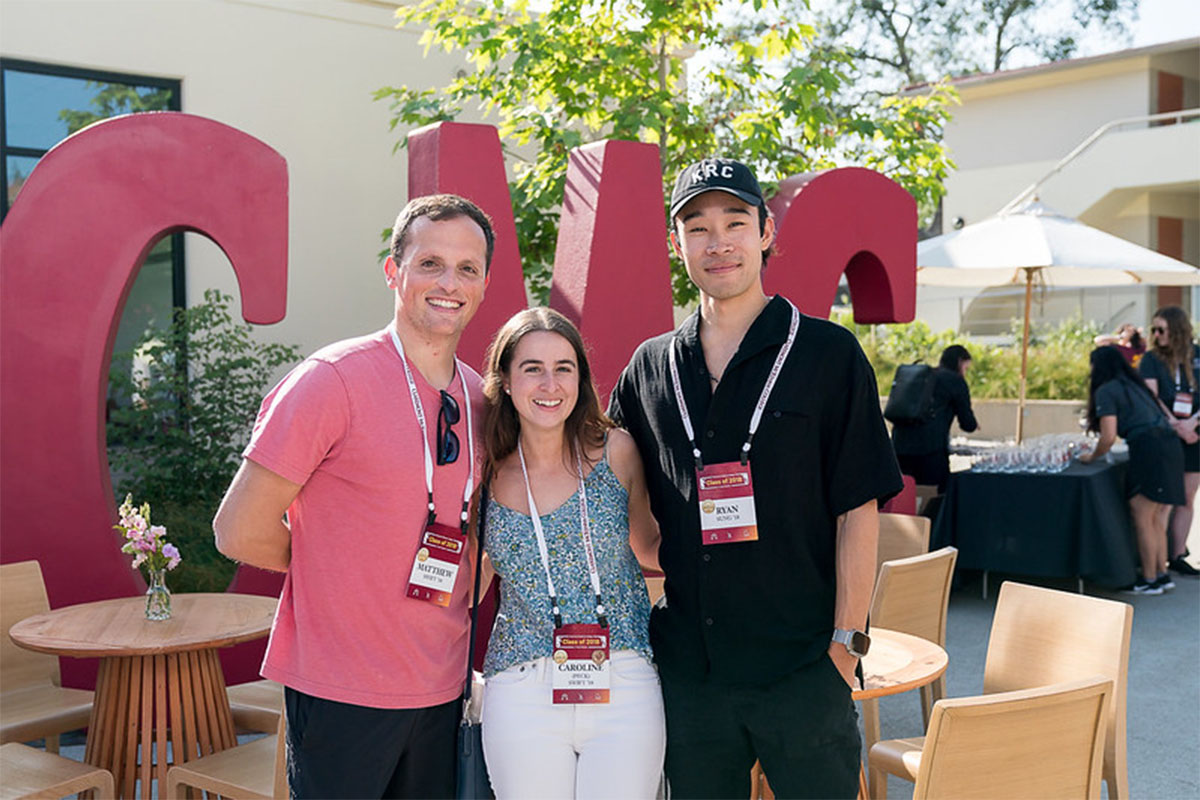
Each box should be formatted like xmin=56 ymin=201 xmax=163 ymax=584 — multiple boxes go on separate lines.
xmin=1 ymin=58 xmax=186 ymax=417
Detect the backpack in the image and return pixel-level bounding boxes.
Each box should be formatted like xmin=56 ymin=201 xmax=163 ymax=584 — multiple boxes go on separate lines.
xmin=884 ymin=363 xmax=936 ymax=425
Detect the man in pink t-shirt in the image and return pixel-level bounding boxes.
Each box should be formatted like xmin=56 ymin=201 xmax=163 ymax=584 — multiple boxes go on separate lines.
xmin=215 ymin=194 xmax=494 ymax=799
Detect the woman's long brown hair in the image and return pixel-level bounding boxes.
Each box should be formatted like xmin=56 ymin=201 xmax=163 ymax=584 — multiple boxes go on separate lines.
xmin=481 ymin=308 xmax=613 ymax=484
xmin=1151 ymin=305 xmax=1195 ymax=390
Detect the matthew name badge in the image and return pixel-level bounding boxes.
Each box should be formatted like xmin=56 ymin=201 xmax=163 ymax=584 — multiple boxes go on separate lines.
xmin=696 ymin=461 xmax=758 ymax=545
xmin=405 ymin=523 xmax=466 ymax=607
xmin=1174 ymin=392 xmax=1193 ymax=418
xmin=551 ymin=623 xmax=610 ymax=704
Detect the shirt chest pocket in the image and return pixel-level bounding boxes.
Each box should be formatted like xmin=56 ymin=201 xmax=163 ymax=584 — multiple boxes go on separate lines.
xmin=753 ymin=402 xmax=817 ymax=477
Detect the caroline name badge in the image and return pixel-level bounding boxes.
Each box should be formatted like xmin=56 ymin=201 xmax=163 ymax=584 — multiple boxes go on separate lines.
xmin=405 ymin=523 xmax=466 ymax=607
xmin=696 ymin=461 xmax=758 ymax=545
xmin=1174 ymin=392 xmax=1193 ymax=418
xmin=551 ymin=623 xmax=610 ymax=704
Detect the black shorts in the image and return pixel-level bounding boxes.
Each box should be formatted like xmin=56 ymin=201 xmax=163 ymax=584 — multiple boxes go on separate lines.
xmin=1183 ymin=439 xmax=1199 ymax=473
xmin=1127 ymin=426 xmax=1186 ymax=506
xmin=895 ymin=451 xmax=950 ymax=492
xmin=284 ymin=687 xmax=459 ymax=799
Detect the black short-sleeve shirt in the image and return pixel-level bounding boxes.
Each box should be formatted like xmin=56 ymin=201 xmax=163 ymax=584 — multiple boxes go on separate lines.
xmin=1139 ymin=347 xmax=1200 ymax=415
xmin=608 ymin=296 xmax=903 ymax=686
xmin=1094 ymin=377 xmax=1169 ymax=440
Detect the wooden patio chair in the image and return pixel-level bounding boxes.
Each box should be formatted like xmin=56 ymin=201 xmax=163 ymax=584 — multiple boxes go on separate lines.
xmin=910 ymin=676 xmax=1111 ymax=800
xmin=913 ymin=484 xmax=939 ymax=516
xmin=0 ymin=560 xmax=93 ymax=753
xmin=644 ymin=574 xmax=665 ymax=607
xmin=875 ymin=513 xmax=931 ymax=577
xmin=166 ymin=709 xmax=287 ymax=799
xmin=861 ymin=546 xmax=957 ymax=777
xmin=0 ymin=741 xmax=114 ymax=800
xmin=869 ymin=581 xmax=1132 ymax=800
xmin=228 ymin=679 xmax=284 ymax=734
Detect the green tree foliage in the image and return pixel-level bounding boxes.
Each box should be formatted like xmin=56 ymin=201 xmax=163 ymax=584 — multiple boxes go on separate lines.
xmin=107 ymin=290 xmax=302 ymax=592
xmin=838 ymin=311 xmax=1099 ymax=400
xmin=812 ymin=0 xmax=1137 ymax=87
xmin=377 ymin=0 xmax=957 ymax=304
xmin=59 ymin=82 xmax=174 ymax=135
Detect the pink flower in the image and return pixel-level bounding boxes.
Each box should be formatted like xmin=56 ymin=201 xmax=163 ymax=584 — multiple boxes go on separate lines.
xmin=122 ymin=513 xmax=148 ymax=534
xmin=162 ymin=543 xmax=182 ymax=570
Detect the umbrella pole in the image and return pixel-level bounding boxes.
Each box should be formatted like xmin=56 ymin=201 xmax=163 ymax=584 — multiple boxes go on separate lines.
xmin=1017 ymin=269 xmax=1033 ymax=443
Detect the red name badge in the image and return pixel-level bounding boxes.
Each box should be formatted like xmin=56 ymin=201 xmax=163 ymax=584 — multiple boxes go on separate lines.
xmin=1174 ymin=392 xmax=1193 ymax=418
xmin=696 ymin=461 xmax=758 ymax=545
xmin=551 ymin=623 xmax=610 ymax=704
xmin=405 ymin=522 xmax=466 ymax=607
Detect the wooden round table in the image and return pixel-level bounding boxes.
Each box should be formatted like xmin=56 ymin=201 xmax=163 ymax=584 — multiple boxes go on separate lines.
xmin=9 ymin=592 xmax=277 ymax=799
xmin=855 ymin=627 xmax=948 ymax=701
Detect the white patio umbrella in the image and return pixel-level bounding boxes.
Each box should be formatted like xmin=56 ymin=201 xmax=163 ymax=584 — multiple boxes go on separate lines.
xmin=917 ymin=199 xmax=1200 ymax=442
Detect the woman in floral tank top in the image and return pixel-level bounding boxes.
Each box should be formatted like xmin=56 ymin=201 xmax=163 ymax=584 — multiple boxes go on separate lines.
xmin=477 ymin=308 xmax=664 ymax=799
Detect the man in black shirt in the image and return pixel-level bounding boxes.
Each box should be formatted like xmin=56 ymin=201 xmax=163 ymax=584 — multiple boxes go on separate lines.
xmin=609 ymin=158 xmax=903 ymax=798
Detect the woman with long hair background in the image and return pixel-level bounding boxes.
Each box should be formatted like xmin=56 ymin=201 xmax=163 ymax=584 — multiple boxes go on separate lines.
xmin=476 ymin=307 xmax=664 ymax=798
xmin=1138 ymin=305 xmax=1200 ymax=576
xmin=1082 ymin=346 xmax=1185 ymax=594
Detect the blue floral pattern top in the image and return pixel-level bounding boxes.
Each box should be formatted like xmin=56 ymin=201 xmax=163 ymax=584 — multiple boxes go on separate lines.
xmin=482 ymin=450 xmax=653 ymax=677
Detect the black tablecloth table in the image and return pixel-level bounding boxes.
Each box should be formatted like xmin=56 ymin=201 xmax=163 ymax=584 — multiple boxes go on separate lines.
xmin=932 ymin=457 xmax=1137 ymax=589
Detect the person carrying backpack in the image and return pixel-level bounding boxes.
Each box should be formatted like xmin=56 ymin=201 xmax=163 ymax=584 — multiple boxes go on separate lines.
xmin=889 ymin=345 xmax=979 ymax=492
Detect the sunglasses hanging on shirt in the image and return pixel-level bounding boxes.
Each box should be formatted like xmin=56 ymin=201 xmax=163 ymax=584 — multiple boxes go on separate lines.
xmin=438 ymin=389 xmax=461 ymax=465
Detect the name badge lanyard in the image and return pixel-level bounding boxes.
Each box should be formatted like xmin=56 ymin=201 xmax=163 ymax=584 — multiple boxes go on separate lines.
xmin=1171 ymin=363 xmax=1196 ymax=419
xmin=668 ymin=302 xmax=800 ymax=470
xmin=517 ymin=440 xmax=607 ymax=629
xmin=388 ymin=325 xmax=475 ymax=531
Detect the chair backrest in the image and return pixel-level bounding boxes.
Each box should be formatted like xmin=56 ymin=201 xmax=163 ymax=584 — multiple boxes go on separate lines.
xmin=644 ymin=575 xmax=665 ymax=607
xmin=984 ymin=582 xmax=1131 ymax=796
xmin=273 ymin=709 xmax=288 ymax=799
xmin=876 ymin=513 xmax=931 ymax=578
xmin=870 ymin=547 xmax=957 ymax=647
xmin=0 ymin=560 xmax=60 ymax=691
xmin=913 ymin=676 xmax=1111 ymax=800
xmin=914 ymin=484 xmax=939 ymax=515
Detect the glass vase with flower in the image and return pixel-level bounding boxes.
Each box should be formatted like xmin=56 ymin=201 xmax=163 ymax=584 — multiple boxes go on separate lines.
xmin=114 ymin=495 xmax=183 ymax=620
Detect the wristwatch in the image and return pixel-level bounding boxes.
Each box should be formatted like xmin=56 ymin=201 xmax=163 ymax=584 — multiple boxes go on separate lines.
xmin=831 ymin=628 xmax=871 ymax=658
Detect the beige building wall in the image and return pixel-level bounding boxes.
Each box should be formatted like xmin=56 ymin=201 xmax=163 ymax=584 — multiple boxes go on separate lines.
xmin=0 ymin=0 xmax=467 ymax=358
xmin=922 ymin=39 xmax=1200 ymax=337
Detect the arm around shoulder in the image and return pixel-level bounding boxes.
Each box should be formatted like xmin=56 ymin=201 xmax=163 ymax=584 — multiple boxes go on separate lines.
xmin=607 ymin=428 xmax=661 ymax=573
xmin=213 ymin=459 xmax=302 ymax=573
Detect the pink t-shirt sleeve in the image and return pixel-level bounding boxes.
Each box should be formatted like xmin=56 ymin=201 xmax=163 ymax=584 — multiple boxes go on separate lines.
xmin=243 ymin=359 xmax=349 ymax=485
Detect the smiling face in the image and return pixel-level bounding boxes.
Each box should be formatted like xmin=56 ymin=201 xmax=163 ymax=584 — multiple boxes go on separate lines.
xmin=504 ymin=330 xmax=580 ymax=435
xmin=386 ymin=214 xmax=489 ymax=342
xmin=672 ymin=191 xmax=775 ymax=303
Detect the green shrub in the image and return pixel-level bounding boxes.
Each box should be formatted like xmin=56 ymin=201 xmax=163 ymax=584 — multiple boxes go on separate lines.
xmin=835 ymin=311 xmax=1098 ymax=401
xmin=107 ymin=290 xmax=303 ymax=592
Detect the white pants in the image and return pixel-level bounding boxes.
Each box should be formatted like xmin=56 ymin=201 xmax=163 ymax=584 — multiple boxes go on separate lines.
xmin=482 ymin=649 xmax=666 ymax=800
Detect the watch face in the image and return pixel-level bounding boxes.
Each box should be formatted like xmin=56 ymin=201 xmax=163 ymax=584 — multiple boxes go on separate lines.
xmin=850 ymin=631 xmax=871 ymax=657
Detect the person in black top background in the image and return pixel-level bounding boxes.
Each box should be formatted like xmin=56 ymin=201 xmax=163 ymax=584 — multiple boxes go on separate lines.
xmin=891 ymin=344 xmax=979 ymax=492
xmin=1081 ymin=346 xmax=1185 ymax=594
xmin=1138 ymin=305 xmax=1200 ymax=577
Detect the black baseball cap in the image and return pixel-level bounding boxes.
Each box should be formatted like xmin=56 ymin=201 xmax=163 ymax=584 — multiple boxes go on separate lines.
xmin=669 ymin=158 xmax=765 ymax=220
